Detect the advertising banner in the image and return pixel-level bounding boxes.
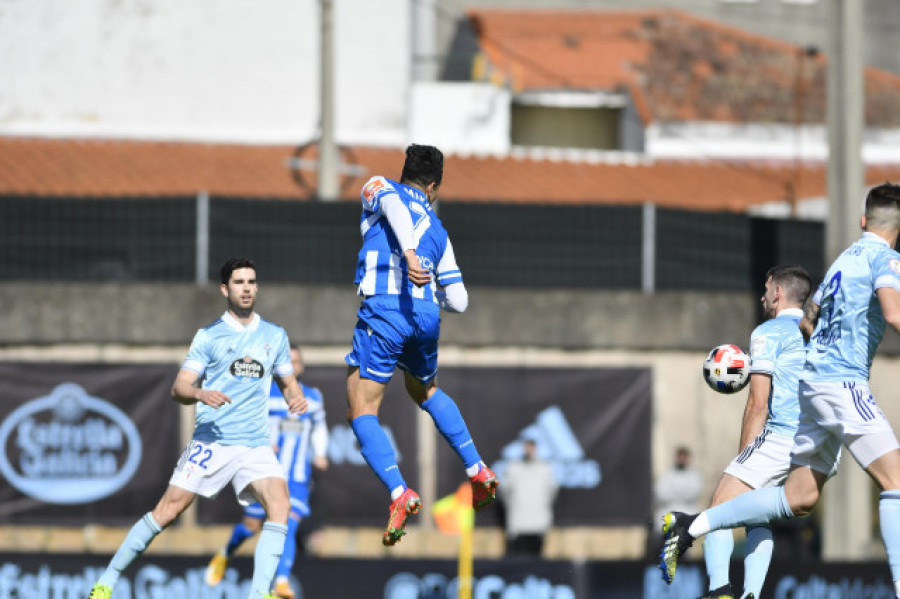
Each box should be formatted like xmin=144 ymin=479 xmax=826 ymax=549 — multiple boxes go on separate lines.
xmin=0 ymin=553 xmax=894 ymax=599
xmin=198 ymin=366 xmax=651 ymax=528
xmin=0 ymin=363 xmax=180 ymax=525
xmin=438 ymin=367 xmax=652 ymax=526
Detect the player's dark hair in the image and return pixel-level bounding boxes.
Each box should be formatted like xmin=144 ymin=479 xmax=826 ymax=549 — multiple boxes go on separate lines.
xmin=220 ymin=258 xmax=257 ymax=284
xmin=766 ymin=264 xmax=812 ymax=305
xmin=865 ymin=182 xmax=900 ymax=231
xmin=400 ymin=144 xmax=443 ymax=189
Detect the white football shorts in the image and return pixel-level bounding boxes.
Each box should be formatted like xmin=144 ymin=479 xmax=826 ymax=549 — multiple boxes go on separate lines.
xmin=724 ymin=429 xmax=798 ymax=489
xmin=169 ymin=440 xmax=285 ymax=505
xmin=791 ymin=380 xmax=900 ymax=472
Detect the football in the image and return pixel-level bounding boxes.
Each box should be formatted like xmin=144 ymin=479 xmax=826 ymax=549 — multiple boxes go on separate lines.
xmin=702 ymin=344 xmax=750 ymax=394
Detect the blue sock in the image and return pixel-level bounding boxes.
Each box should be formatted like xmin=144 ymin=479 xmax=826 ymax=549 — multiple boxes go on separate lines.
xmin=226 ymin=521 xmax=257 ymax=557
xmin=703 ymin=529 xmax=733 ymax=591
xmin=351 ymin=414 xmax=406 ymax=493
xmin=743 ymin=525 xmax=773 ymax=598
xmin=879 ymin=491 xmax=900 ymax=586
xmin=420 ymin=388 xmax=481 ymax=469
xmin=704 ymin=487 xmax=793 ymax=532
xmin=250 ymin=522 xmax=287 ymax=598
xmin=275 ymin=517 xmax=300 ymax=580
xmin=97 ymin=512 xmax=162 ymax=589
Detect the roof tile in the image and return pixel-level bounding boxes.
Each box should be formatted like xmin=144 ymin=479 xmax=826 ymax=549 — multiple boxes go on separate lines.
xmin=468 ymin=8 xmax=900 ymax=126
xmin=2 ymin=137 xmax=899 ymax=214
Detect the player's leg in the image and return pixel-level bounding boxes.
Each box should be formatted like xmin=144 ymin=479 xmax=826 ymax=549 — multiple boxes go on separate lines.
xmin=206 ymin=508 xmax=264 ymax=586
xmin=271 ymin=512 xmax=302 ymax=599
xmin=701 ymin=473 xmax=751 ymax=598
xmin=859 ymin=445 xmax=900 ymax=596
xmin=401 ymin=315 xmax=497 ymax=511
xmin=346 ymin=366 xmax=407 ymax=494
xmin=245 ymin=476 xmax=291 ymax=599
xmin=835 ymin=381 xmax=900 ymax=597
xmin=91 ymin=484 xmax=194 ymax=595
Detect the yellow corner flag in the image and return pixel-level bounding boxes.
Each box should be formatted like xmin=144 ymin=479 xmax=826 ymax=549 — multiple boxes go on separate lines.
xmin=432 ymin=482 xmax=475 ymax=599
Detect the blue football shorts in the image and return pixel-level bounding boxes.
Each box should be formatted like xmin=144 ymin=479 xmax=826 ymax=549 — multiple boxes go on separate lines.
xmin=344 ymin=295 xmax=441 ymax=383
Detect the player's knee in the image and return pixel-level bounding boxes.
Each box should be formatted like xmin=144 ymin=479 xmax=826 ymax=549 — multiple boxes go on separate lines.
xmin=788 ymin=488 xmax=819 ymax=517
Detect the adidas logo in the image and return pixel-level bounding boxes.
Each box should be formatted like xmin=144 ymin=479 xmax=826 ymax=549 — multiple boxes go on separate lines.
xmin=491 ymin=406 xmax=601 ymax=489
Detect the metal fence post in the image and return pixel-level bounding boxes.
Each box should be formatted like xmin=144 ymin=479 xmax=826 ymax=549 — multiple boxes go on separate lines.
xmin=642 ymin=202 xmax=656 ymax=294
xmin=196 ymin=190 xmax=209 ymax=284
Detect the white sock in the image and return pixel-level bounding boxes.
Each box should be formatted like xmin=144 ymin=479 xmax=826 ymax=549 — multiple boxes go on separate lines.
xmin=688 ymin=512 xmax=711 ymax=537
xmin=390 ymin=486 xmax=405 ymax=501
xmin=466 ymin=462 xmax=483 ymax=477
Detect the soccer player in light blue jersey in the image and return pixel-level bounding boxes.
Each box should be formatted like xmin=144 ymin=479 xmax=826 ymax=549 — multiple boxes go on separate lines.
xmin=661 ymin=183 xmax=900 ymax=598
xmin=344 ymin=144 xmax=498 ymax=547
xmin=698 ymin=265 xmax=812 ymax=599
xmin=206 ymin=346 xmax=328 ymax=599
xmin=90 ymin=259 xmax=307 ymax=599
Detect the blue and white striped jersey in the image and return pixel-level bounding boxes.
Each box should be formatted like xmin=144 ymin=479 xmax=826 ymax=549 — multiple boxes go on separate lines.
xmin=267 ymin=380 xmax=327 ymax=485
xmin=181 ymin=312 xmax=293 ymax=447
xmin=804 ymin=232 xmax=900 ymax=382
xmin=354 ymin=176 xmax=463 ymax=304
xmin=749 ymin=308 xmax=805 ymax=437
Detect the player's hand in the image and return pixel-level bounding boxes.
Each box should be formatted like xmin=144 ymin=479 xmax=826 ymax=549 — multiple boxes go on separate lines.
xmin=404 ymin=249 xmax=432 ymax=287
xmin=196 ymin=389 xmax=231 ymax=409
xmin=313 ymin=456 xmax=329 ymax=471
xmin=287 ymin=395 xmax=307 ymax=415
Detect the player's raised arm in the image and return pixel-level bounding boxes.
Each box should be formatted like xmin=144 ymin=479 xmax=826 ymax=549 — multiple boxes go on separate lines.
xmin=171 ymin=368 xmax=231 ymax=408
xmin=276 ymin=374 xmax=307 ymax=414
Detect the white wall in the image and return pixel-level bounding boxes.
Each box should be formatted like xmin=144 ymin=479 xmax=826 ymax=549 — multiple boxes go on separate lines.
xmin=0 ymin=0 xmax=409 ymax=145
xmin=408 ymin=82 xmax=509 ymax=154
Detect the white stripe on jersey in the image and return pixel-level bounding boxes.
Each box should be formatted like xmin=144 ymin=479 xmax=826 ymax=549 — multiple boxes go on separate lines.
xmin=360 ymin=250 xmax=378 ymax=296
xmin=360 ymin=212 xmax=380 ymax=237
xmin=387 ymin=253 xmax=401 ymax=295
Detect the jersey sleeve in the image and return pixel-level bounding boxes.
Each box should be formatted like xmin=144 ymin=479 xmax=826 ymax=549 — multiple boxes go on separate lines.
xmin=272 ymin=331 xmax=294 ymax=378
xmin=181 ymin=329 xmax=210 ymax=375
xmin=749 ymin=324 xmax=777 ymax=375
xmin=435 ymin=238 xmax=463 ymax=287
xmin=873 ymin=250 xmax=900 ymax=292
xmin=360 ymin=176 xmax=398 ymax=213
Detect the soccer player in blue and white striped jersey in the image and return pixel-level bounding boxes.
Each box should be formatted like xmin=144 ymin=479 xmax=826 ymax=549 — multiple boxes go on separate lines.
xmin=661 ymin=183 xmax=900 ymax=598
xmin=344 ymin=144 xmax=498 ymax=547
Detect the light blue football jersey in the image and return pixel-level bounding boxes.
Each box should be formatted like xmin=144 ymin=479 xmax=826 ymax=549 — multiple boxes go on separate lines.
xmin=181 ymin=312 xmax=293 ymax=447
xmin=354 ymin=176 xmax=463 ymax=303
xmin=749 ymin=308 xmax=805 ymax=437
xmin=804 ymin=232 xmax=900 ymax=382
xmin=267 ymin=380 xmax=327 ymax=485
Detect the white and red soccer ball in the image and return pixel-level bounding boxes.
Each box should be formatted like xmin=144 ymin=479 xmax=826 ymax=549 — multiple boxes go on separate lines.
xmin=702 ymin=344 xmax=750 ymax=394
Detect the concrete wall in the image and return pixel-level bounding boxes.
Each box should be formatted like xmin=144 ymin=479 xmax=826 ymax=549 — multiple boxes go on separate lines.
xmin=0 ymin=283 xmax=757 ymax=348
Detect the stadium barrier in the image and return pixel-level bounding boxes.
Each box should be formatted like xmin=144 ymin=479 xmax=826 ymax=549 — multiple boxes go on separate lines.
xmin=0 ymin=552 xmax=894 ymax=599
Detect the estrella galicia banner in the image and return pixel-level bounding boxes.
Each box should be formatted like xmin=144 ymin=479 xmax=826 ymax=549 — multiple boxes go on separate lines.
xmin=0 ymin=363 xmax=180 ymax=525
xmin=439 ymin=367 xmax=652 ymax=526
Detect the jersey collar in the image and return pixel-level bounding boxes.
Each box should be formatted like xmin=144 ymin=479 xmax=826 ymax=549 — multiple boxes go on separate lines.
xmin=777 ymin=307 xmax=803 ymax=318
xmin=221 ymin=311 xmax=260 ymax=332
xmin=862 ymin=231 xmax=890 ymax=247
